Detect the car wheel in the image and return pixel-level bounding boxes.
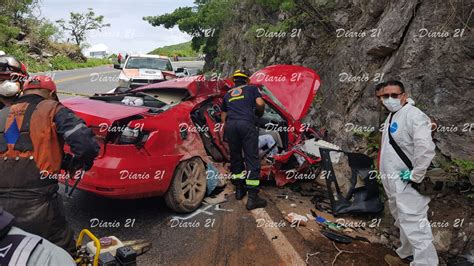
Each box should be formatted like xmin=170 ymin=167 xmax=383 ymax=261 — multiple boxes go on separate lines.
xmin=165 ymin=158 xmax=207 ymax=213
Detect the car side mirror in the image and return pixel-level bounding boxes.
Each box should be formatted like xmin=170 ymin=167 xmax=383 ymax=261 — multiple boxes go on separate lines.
xmin=114 ymin=64 xmax=122 ymax=70
xmin=175 ymin=67 xmax=184 ymax=73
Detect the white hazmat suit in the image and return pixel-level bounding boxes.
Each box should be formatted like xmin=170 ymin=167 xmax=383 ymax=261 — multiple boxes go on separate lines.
xmin=379 ymin=103 xmax=438 ymax=266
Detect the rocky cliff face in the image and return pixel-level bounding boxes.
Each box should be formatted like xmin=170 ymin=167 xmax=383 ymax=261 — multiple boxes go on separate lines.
xmin=213 ymin=0 xmax=473 ymax=167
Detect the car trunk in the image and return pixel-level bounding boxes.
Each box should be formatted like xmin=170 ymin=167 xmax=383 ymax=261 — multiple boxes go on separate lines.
xmin=62 ymin=97 xmax=150 ymax=156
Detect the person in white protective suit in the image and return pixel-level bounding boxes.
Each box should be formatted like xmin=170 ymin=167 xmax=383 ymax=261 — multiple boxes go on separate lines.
xmin=377 ymin=80 xmax=438 ymax=266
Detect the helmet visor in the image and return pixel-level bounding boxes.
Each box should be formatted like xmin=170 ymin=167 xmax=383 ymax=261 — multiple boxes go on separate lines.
xmin=0 ymin=56 xmax=22 ymax=73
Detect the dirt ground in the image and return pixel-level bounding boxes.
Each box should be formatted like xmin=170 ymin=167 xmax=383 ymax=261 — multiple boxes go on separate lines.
xmin=258 ymin=178 xmax=473 ymax=266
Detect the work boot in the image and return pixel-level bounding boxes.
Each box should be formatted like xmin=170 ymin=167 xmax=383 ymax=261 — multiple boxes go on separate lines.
xmin=235 ymin=181 xmax=246 ymax=200
xmin=384 ymin=254 xmax=409 ymax=266
xmin=246 ymin=189 xmax=267 ymax=210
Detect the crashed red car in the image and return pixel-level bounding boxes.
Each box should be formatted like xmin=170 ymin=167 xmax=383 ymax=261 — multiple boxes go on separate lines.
xmin=62 ymin=65 xmax=321 ymax=213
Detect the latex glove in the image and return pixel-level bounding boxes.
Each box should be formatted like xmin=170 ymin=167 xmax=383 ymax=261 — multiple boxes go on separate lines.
xmin=400 ymin=170 xmax=412 ymax=183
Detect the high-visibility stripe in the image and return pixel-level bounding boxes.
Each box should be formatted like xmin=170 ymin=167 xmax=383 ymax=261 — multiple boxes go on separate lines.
xmin=246 ymin=179 xmax=260 ymax=187
xmin=231 ymin=172 xmax=245 ymax=179
xmin=229 ymin=95 xmax=245 ymax=102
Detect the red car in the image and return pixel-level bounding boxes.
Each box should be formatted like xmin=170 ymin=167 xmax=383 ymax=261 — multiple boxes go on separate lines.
xmin=62 ymin=65 xmax=322 ymax=212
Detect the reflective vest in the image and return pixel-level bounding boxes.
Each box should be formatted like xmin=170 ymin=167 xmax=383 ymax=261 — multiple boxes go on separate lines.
xmin=0 ymin=99 xmax=63 ymax=188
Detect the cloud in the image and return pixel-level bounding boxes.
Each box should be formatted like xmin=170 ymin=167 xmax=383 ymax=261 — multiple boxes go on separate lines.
xmin=41 ymin=0 xmax=195 ymax=53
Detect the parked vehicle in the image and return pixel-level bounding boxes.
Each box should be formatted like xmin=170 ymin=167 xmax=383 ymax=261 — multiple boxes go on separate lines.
xmin=114 ymin=54 xmax=176 ymax=90
xmin=62 ymin=65 xmax=322 ymax=213
xmin=175 ymin=67 xmax=191 ymax=78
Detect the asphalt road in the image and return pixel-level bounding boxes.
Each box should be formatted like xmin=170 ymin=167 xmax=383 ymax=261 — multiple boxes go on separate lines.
xmin=49 ymin=62 xmax=310 ymax=265
xmin=36 ymin=61 xmax=205 ymax=99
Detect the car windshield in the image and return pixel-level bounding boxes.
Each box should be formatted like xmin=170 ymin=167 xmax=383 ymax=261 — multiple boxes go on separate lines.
xmin=125 ymin=57 xmax=173 ymax=71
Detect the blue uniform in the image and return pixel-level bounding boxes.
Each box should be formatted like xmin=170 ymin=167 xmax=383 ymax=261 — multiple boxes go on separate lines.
xmin=221 ymin=85 xmax=261 ymax=123
xmin=222 ymin=85 xmax=262 ymax=183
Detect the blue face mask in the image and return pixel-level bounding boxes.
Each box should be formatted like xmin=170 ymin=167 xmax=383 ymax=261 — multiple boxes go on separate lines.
xmin=382 ymin=97 xmax=403 ymax=112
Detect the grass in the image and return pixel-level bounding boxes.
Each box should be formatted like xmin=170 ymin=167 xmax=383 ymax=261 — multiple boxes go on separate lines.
xmin=49 ymin=55 xmax=111 ymax=71
xmin=452 ymin=159 xmax=474 ymax=178
xmin=1 ymin=44 xmax=111 ymax=72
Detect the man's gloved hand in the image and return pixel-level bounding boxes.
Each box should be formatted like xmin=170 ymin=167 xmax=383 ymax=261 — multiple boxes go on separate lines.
xmin=83 ymin=160 xmax=93 ymax=171
xmin=61 ymin=153 xmax=76 ymax=172
xmin=400 ymin=170 xmax=412 ymax=183
xmin=61 ymin=153 xmax=94 ymax=172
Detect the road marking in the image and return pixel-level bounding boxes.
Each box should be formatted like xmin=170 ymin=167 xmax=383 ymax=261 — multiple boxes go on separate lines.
xmin=55 ymin=70 xmax=117 ymax=84
xmin=57 ymin=90 xmax=92 ymax=97
xmin=171 ymin=204 xmax=215 ymax=221
xmin=250 ymin=208 xmax=306 ymax=265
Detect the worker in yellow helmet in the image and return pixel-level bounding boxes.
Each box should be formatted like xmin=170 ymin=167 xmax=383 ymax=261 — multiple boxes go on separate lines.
xmin=221 ymin=70 xmax=266 ymax=210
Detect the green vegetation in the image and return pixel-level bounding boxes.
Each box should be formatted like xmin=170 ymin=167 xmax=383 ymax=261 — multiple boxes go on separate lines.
xmin=56 ymin=8 xmax=110 ymax=46
xmin=144 ymin=0 xmax=301 ymax=68
xmin=353 ymin=130 xmax=380 ymax=156
xmin=144 ymin=0 xmax=236 ymax=64
xmin=0 ymin=1 xmax=111 ymax=72
xmin=255 ymin=0 xmax=296 ymax=11
xmin=49 ymin=56 xmax=110 ymax=71
xmin=453 ymin=159 xmax=474 ymax=178
xmin=2 ymin=44 xmax=110 ymax=72
xmin=148 ymin=41 xmax=201 ymax=57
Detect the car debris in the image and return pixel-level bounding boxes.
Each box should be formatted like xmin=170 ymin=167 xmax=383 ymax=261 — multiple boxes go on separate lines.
xmin=320 ymin=229 xmax=353 ymax=244
xmin=285 ymin=212 xmax=308 ymax=226
xmin=206 ymin=163 xmax=220 ymax=195
xmin=214 ymin=204 xmax=233 ymax=212
xmin=319 ymin=148 xmax=383 ymax=215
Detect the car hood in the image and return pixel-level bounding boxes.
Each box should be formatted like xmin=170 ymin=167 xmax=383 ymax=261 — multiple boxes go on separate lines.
xmin=250 ymin=65 xmax=321 ymax=121
xmin=62 ymin=97 xmax=149 ymax=129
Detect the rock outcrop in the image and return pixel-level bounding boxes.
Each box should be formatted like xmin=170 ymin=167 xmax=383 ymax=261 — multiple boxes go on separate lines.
xmin=213 ymin=0 xmax=473 ymax=166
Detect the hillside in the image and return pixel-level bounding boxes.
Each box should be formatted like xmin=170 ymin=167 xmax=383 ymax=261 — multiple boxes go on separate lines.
xmin=0 ymin=1 xmax=110 ymax=72
xmin=148 ymin=41 xmax=201 ymax=57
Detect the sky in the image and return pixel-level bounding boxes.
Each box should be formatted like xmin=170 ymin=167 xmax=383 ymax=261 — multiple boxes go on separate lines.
xmin=39 ymin=0 xmax=195 ymax=54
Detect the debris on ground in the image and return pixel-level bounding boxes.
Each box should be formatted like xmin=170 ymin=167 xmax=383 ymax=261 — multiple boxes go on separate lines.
xmin=285 ymin=212 xmax=308 ymax=226
xmin=331 ymin=242 xmax=361 ymax=266
xmin=305 ymin=252 xmax=320 ymax=264
xmin=320 ymin=229 xmax=352 ymax=244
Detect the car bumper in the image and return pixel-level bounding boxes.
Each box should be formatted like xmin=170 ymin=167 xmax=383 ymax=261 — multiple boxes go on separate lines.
xmin=63 ymin=145 xmax=183 ymax=199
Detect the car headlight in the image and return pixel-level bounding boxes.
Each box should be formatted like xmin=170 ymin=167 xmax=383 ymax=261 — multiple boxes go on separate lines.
xmin=118 ymin=73 xmax=130 ymax=87
xmin=119 ymin=78 xmax=130 ymax=88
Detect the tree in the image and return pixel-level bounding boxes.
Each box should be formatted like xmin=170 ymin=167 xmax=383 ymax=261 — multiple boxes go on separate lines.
xmin=0 ymin=0 xmax=40 ymax=19
xmin=143 ymin=0 xmax=235 ymax=66
xmin=56 ymin=8 xmax=110 ymax=46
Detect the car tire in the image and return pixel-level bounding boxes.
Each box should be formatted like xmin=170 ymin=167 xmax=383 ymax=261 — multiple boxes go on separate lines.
xmin=165 ymin=157 xmax=207 ymax=213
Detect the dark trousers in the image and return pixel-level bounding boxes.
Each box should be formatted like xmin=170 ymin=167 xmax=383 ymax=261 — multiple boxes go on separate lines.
xmin=0 ymin=158 xmax=75 ymax=253
xmin=224 ymin=120 xmax=260 ymax=185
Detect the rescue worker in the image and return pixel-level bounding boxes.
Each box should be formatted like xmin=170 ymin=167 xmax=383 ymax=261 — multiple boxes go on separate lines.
xmin=377 ymin=80 xmax=438 ymax=265
xmin=0 ymin=55 xmax=28 ymax=109
xmin=0 ymin=75 xmax=100 ymax=252
xmin=0 ymin=208 xmax=75 ymax=265
xmin=221 ymin=70 xmax=267 ymax=210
